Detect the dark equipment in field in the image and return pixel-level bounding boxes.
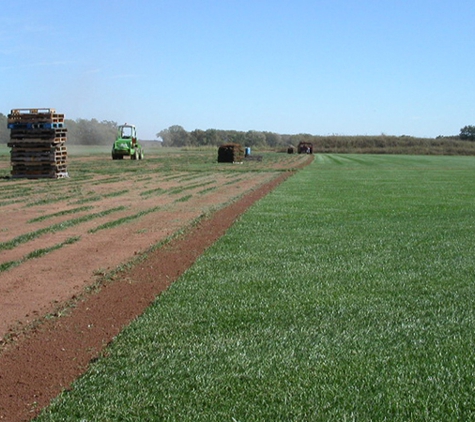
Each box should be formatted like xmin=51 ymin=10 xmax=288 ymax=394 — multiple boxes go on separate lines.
xmin=217 ymin=143 xmax=244 ymax=163
xmin=244 ymin=154 xmax=263 ymax=162
xmin=298 ymin=141 xmax=313 ymax=154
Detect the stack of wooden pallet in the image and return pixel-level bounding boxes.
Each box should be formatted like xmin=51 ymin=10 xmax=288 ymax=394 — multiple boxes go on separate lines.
xmin=7 ymin=108 xmax=69 ymax=179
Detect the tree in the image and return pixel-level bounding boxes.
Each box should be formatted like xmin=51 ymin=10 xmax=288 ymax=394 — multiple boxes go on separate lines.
xmin=459 ymin=125 xmax=475 ymax=141
xmin=0 ymin=113 xmax=9 ymax=144
xmin=189 ymin=129 xmax=205 ymax=147
xmin=244 ymin=130 xmax=266 ymax=147
xmin=263 ymin=131 xmax=283 ymax=147
xmin=204 ymin=129 xmax=221 ymax=146
xmin=221 ymin=130 xmax=246 ymax=145
xmin=157 ymin=125 xmax=190 ymax=147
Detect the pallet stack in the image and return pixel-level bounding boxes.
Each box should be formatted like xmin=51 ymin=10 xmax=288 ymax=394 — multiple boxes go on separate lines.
xmin=7 ymin=108 xmax=69 ymax=179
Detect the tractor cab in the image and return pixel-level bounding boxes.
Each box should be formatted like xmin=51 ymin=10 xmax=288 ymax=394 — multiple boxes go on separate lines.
xmin=120 ymin=124 xmax=134 ymax=140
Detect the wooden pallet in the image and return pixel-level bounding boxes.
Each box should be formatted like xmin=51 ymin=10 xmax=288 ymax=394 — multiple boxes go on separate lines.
xmin=8 ymin=140 xmax=66 ymax=148
xmin=10 ymin=146 xmax=68 ymax=164
xmin=8 ymin=109 xmax=64 ymax=124
xmin=9 ymin=108 xmax=56 ymax=114
xmin=8 ymin=122 xmax=66 ymax=130
xmin=11 ymin=152 xmax=67 ymax=163
xmin=10 ymin=145 xmax=67 ymax=153
xmin=10 ymin=128 xmax=67 ymax=139
xmin=12 ymin=162 xmax=67 ymax=170
xmin=11 ymin=171 xmax=69 ymax=179
xmin=10 ymin=147 xmax=68 ymax=160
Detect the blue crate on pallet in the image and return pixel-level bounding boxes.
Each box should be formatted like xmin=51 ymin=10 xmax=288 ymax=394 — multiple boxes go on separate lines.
xmin=8 ymin=122 xmax=65 ymax=130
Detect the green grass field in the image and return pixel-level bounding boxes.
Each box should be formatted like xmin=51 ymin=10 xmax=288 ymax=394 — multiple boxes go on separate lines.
xmin=36 ymin=154 xmax=475 ymax=421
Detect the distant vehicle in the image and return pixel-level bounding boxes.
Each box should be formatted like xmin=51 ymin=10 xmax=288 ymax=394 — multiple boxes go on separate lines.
xmin=298 ymin=141 xmax=313 ymax=154
xmin=111 ymin=124 xmax=144 ymax=160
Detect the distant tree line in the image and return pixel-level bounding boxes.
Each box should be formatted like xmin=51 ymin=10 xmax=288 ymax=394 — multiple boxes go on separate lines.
xmin=2 ymin=113 xmax=475 ymax=155
xmin=157 ymin=125 xmax=285 ymax=148
xmin=156 ymin=124 xmax=475 ymax=155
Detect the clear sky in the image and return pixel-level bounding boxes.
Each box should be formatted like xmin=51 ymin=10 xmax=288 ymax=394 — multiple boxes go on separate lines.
xmin=1 ymin=0 xmax=474 ymax=139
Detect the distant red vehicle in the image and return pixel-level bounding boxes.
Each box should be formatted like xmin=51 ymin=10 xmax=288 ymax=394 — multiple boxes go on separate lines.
xmin=298 ymin=141 xmax=313 ymax=154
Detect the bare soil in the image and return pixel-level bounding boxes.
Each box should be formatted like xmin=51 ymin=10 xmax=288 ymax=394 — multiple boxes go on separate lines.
xmin=0 ymin=154 xmax=312 ymax=421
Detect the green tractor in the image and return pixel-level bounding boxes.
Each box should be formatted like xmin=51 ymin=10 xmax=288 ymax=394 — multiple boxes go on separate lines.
xmin=111 ymin=124 xmax=144 ymax=160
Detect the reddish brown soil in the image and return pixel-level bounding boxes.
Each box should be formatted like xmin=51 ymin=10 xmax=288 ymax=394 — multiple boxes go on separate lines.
xmin=0 ymin=156 xmax=311 ymax=421
xmin=0 ymin=169 xmax=278 ymax=338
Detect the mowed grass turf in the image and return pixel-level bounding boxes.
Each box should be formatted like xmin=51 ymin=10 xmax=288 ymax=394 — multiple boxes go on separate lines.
xmin=36 ymin=154 xmax=475 ymax=421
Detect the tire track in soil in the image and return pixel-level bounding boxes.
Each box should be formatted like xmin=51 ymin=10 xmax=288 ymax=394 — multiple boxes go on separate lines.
xmin=0 ymin=164 xmax=311 ymax=421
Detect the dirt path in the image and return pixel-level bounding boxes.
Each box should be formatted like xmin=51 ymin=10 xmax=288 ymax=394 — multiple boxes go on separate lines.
xmin=0 ymin=156 xmax=311 ymax=421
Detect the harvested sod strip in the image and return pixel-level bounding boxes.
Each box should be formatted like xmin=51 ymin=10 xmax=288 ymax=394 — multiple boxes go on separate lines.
xmin=36 ymin=154 xmax=475 ymax=421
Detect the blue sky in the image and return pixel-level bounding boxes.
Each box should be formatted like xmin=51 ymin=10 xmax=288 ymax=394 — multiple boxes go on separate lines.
xmin=1 ymin=0 xmax=474 ymax=139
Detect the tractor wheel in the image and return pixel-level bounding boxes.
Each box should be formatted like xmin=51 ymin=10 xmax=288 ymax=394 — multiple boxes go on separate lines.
xmin=139 ymin=150 xmax=144 ymax=160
